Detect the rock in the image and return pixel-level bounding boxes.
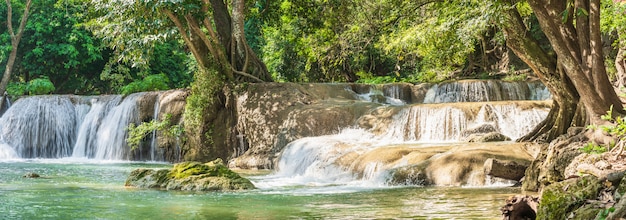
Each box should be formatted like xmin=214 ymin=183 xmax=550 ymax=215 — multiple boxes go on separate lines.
xmin=484 ymin=158 xmax=528 ymax=181
xmin=125 ymin=159 xmax=255 ymax=191
xmin=461 ymin=124 xmax=498 ymax=137
xmin=388 ymin=143 xmax=533 ymax=186
xmin=467 ymin=132 xmax=512 ymax=142
xmin=536 ymin=175 xmax=604 ymax=220
xmin=500 ymin=195 xmax=538 ymax=220
xmin=523 ymin=135 xmax=586 ymax=192
xmin=22 ymin=172 xmax=40 ymax=178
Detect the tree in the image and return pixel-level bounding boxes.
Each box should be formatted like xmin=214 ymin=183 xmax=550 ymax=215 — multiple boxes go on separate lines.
xmin=497 ymin=0 xmax=624 ymax=141
xmin=1 ymin=0 xmax=32 ymax=109
xmin=89 ymin=0 xmax=273 ymax=83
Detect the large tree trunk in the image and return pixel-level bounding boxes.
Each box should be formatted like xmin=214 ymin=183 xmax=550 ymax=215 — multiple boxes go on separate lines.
xmin=501 ymin=5 xmax=583 ymax=141
xmin=526 ymin=0 xmax=624 ymax=124
xmin=0 ymin=0 xmax=32 ymax=110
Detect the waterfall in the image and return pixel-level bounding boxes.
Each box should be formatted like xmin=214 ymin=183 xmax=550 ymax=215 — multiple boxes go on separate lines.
xmin=0 ymin=93 xmax=154 ymax=161
xmin=150 ymin=94 xmax=161 ymax=161
xmin=423 ymin=80 xmax=550 ymax=103
xmin=0 ymin=96 xmax=78 ymax=158
xmin=263 ymin=80 xmax=553 ymax=187
xmin=380 ymin=102 xmax=549 ymax=142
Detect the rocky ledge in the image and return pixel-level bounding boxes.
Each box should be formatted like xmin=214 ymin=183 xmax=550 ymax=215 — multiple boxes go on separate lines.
xmin=125 ymin=159 xmax=255 ymax=191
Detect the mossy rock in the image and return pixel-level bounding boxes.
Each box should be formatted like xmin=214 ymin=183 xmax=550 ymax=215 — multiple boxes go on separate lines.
xmin=537 ymin=175 xmax=603 ymax=220
xmin=126 ymin=159 xmax=255 ymax=191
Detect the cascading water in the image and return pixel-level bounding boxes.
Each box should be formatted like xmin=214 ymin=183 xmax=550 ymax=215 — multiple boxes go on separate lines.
xmin=74 ymin=94 xmax=141 ymax=160
xmin=422 ymin=80 xmax=550 ymax=103
xmin=0 ymin=93 xmax=163 ymax=161
xmin=256 ymin=80 xmax=552 ymax=188
xmin=0 ymin=96 xmax=78 ymax=158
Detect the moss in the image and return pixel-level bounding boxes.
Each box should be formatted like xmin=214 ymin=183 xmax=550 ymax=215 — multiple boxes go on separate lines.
xmin=169 ymin=161 xmax=218 ymax=179
xmin=127 ymin=159 xmax=255 ymax=191
xmin=537 ymin=175 xmax=603 ymax=220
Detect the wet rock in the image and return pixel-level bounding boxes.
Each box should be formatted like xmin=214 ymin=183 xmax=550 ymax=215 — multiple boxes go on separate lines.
xmin=467 ymin=132 xmax=512 ymax=142
xmin=484 ymin=158 xmax=528 ymax=181
xmin=22 ymin=172 xmax=40 ymax=178
xmin=388 ymin=143 xmax=533 ymax=186
xmin=461 ymin=124 xmax=498 ymax=137
xmin=125 ymin=159 xmax=255 ymax=191
xmin=500 ymin=195 xmax=538 ymax=220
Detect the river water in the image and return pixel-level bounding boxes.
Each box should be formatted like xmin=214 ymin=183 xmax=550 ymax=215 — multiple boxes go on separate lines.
xmin=0 ymin=159 xmax=517 ymax=219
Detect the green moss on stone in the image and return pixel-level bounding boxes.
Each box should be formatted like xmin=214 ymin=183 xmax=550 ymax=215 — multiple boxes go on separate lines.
xmin=537 ymin=175 xmax=603 ymax=220
xmin=127 ymin=159 xmax=255 ymax=191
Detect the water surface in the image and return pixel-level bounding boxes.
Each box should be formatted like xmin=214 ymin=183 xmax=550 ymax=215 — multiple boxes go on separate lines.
xmin=0 ymin=160 xmax=515 ymax=219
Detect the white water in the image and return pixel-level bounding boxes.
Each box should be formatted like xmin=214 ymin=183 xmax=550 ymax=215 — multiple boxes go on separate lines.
xmin=423 ymin=80 xmax=550 ymax=103
xmin=0 ymin=96 xmax=78 ymax=158
xmin=0 ymin=93 xmax=159 ymax=161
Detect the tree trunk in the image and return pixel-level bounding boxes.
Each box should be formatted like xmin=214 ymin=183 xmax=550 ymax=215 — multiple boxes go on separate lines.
xmin=501 ymin=5 xmax=582 ymax=141
xmin=616 ymin=38 xmax=626 ymax=88
xmin=527 ymin=0 xmax=624 ymax=124
xmin=0 ymin=0 xmax=32 ymax=110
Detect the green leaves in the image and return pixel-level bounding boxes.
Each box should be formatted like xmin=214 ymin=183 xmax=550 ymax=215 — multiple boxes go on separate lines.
xmin=120 ymin=74 xmax=170 ymax=95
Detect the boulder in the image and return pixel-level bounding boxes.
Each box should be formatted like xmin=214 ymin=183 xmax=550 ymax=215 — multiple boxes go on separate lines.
xmin=484 ymin=158 xmax=528 ymax=181
xmin=536 ymin=175 xmax=604 ymax=220
xmin=125 ymin=159 xmax=255 ymax=191
xmin=467 ymin=132 xmax=512 ymax=142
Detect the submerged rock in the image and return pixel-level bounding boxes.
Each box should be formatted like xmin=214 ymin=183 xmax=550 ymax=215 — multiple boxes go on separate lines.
xmin=22 ymin=172 xmax=40 ymax=178
xmin=125 ymin=159 xmax=255 ymax=191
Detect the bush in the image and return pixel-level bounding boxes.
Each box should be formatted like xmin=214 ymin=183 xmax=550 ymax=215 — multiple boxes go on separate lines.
xmin=6 ymin=82 xmax=28 ymax=97
xmin=120 ymin=74 xmax=170 ymax=95
xmin=27 ymin=77 xmax=56 ymax=95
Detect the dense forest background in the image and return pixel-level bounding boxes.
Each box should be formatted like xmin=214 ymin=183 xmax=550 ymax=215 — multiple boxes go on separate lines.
xmin=0 ymin=0 xmax=625 ymax=96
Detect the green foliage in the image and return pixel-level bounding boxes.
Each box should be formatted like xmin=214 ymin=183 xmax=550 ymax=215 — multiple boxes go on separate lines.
xmin=120 ymin=74 xmax=170 ymax=95
xmin=27 ymin=77 xmax=55 ymax=95
xmin=580 ymin=142 xmax=608 ymax=154
xmin=502 ymin=74 xmax=528 ymax=82
xmin=183 ymin=66 xmax=224 ymax=147
xmin=126 ymin=114 xmax=183 ymax=150
xmin=596 ymin=207 xmax=615 ymax=220
xmin=6 ymin=82 xmax=28 ymax=97
xmin=599 ymin=106 xmax=626 ymax=138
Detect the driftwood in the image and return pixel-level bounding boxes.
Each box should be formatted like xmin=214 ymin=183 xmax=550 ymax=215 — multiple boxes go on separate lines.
xmin=501 ymin=195 xmax=539 ymax=220
xmin=484 ymin=158 xmax=528 ymax=181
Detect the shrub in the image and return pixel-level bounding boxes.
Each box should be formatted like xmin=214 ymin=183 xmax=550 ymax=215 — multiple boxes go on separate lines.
xmin=27 ymin=77 xmax=56 ymax=95
xmin=120 ymin=74 xmax=170 ymax=95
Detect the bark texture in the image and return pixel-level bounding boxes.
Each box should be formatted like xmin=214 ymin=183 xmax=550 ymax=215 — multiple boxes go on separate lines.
xmin=0 ymin=0 xmax=32 ymax=110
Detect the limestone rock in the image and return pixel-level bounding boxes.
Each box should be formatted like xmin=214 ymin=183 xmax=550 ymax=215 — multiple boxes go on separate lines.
xmin=484 ymin=158 xmax=528 ymax=181
xmin=388 ymin=143 xmax=533 ymax=186
xmin=467 ymin=132 xmax=512 ymax=142
xmin=125 ymin=159 xmax=255 ymax=191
